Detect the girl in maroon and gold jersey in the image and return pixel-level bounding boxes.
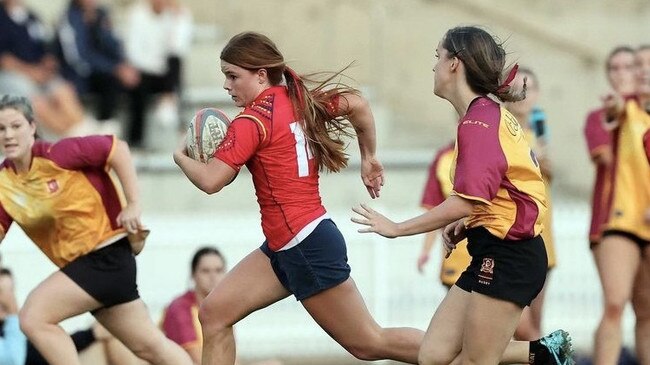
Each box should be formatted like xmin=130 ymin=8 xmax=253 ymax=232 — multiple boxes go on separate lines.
xmin=353 ymin=26 xmax=573 ymax=365
xmin=594 ymin=46 xmax=650 ymax=365
xmin=0 ymin=95 xmax=192 ymax=365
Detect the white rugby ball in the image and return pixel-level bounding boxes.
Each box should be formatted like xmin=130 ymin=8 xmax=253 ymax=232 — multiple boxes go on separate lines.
xmin=186 ymin=108 xmax=231 ymax=163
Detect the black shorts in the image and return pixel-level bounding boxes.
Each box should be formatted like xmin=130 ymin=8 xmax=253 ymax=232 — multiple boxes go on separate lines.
xmin=455 ymin=227 xmax=547 ymax=308
xmin=601 ymin=230 xmax=650 ymax=251
xmin=61 ymin=237 xmax=139 ymax=311
xmin=260 ymin=219 xmax=351 ymax=301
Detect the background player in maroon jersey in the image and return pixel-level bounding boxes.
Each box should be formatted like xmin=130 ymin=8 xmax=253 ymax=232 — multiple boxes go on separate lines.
xmin=583 ymin=47 xmax=637 ymax=249
xmin=161 ymin=246 xmax=282 ymax=365
xmin=174 ymin=32 xmax=423 ymax=365
xmin=595 ymin=45 xmax=650 ymax=365
xmin=0 ymin=95 xmax=192 ymax=365
xmin=352 ymin=26 xmax=573 ymax=365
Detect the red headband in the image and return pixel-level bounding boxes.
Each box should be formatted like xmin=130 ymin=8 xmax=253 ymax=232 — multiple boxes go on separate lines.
xmin=496 ymin=64 xmax=519 ymax=93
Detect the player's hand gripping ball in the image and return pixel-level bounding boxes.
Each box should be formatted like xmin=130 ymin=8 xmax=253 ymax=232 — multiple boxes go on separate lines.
xmin=186 ymin=108 xmax=231 ymax=163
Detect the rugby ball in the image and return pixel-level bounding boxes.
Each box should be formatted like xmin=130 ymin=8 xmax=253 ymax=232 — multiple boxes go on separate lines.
xmin=186 ymin=108 xmax=231 ymax=163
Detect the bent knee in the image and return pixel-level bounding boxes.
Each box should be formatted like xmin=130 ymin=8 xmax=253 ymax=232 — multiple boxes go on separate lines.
xmin=418 ymin=347 xmax=457 ymax=365
xmin=603 ymin=302 xmax=627 ymax=321
xmin=128 ymin=334 xmax=169 ymax=362
xmin=198 ymin=301 xmax=236 ymax=330
xmin=18 ymin=307 xmax=42 ymax=336
xmin=346 ymin=342 xmax=383 ymax=361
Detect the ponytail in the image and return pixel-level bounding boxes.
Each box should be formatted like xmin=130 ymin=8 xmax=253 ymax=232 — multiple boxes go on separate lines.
xmin=283 ymin=67 xmax=357 ymax=173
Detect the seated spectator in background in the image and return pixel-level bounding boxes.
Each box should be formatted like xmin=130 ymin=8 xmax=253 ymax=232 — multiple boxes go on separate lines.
xmin=123 ymin=0 xmax=192 ymax=149
xmin=0 ymin=268 xmax=141 ymax=365
xmin=0 ymin=0 xmax=85 ymax=137
xmin=161 ymin=247 xmax=281 ymax=365
xmin=0 ymin=268 xmax=25 ymax=365
xmin=55 ymin=0 xmax=140 ymax=136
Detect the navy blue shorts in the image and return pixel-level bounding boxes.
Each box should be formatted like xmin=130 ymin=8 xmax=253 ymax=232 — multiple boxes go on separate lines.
xmin=260 ymin=219 xmax=351 ymax=301
xmin=455 ymin=227 xmax=547 ymax=308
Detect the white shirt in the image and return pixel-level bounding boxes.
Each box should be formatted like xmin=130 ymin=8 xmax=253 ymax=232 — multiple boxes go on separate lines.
xmin=124 ymin=1 xmax=193 ymax=75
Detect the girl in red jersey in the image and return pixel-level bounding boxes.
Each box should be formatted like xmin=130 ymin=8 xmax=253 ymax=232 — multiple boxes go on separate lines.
xmin=0 ymin=95 xmax=193 ymax=365
xmin=174 ymin=32 xmax=423 ymax=365
xmin=352 ymin=26 xmax=573 ymax=365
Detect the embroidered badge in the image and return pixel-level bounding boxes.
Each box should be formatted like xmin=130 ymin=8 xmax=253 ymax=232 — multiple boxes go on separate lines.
xmin=46 ymin=179 xmax=59 ymax=193
xmin=478 ymin=257 xmax=495 ymax=285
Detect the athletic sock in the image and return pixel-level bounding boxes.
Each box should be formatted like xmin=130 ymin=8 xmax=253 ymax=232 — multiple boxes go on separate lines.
xmin=529 ymin=339 xmax=550 ymax=364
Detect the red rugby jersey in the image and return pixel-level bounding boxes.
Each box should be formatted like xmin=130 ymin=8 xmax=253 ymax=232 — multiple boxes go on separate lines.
xmin=215 ymin=86 xmax=328 ymax=251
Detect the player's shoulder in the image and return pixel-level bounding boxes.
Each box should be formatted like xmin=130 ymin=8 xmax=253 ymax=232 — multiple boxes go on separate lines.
xmin=28 ymin=139 xmax=55 ymax=161
xmin=462 ymin=96 xmax=501 ymax=129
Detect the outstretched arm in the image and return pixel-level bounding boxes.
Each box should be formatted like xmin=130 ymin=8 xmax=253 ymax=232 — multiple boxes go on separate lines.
xmin=352 ymin=195 xmax=474 ymax=239
xmin=339 ymin=93 xmax=383 ymax=198
xmin=107 ymin=139 xmax=142 ymax=233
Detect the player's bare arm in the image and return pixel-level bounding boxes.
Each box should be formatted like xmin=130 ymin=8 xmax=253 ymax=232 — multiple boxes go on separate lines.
xmin=352 ymin=195 xmax=474 ymax=238
xmin=107 ymin=139 xmax=142 ymax=233
xmin=338 ymin=93 xmax=384 ymax=197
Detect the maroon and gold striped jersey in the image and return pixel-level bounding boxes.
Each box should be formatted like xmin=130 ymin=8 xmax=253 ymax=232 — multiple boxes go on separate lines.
xmin=0 ymin=136 xmax=125 ymax=267
xmin=451 ymin=97 xmax=547 ymax=241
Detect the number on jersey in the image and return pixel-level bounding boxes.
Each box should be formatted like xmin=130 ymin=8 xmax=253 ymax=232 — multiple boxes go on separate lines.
xmin=290 ymin=122 xmax=313 ymax=177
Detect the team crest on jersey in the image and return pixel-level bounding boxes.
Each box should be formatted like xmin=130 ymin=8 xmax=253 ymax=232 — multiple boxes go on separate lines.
xmin=46 ymin=179 xmax=59 ymax=193
xmin=504 ymin=113 xmax=521 ymax=136
xmin=478 ymin=257 xmax=495 ymax=285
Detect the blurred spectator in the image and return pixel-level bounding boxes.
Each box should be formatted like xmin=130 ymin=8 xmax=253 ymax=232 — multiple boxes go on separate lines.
xmin=161 ymin=247 xmax=281 ymax=365
xmin=55 ymin=0 xmax=140 ymax=136
xmin=123 ymin=0 xmax=193 ymax=149
xmin=0 ymin=0 xmax=85 ymax=137
xmin=416 ymin=141 xmax=471 ymax=289
xmin=0 ymin=268 xmax=25 ymax=365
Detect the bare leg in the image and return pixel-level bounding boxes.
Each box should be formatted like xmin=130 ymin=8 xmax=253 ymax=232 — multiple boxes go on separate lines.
xmin=301 ymin=277 xmax=423 ymax=363
xmin=460 ymin=292 xmax=523 ymax=365
xmin=418 ymin=286 xmax=530 ymax=365
xmin=592 ymin=235 xmax=641 ymax=365
xmin=632 ymin=245 xmax=650 ymax=365
xmin=418 ymin=286 xmax=470 ymax=364
xmin=514 ymin=279 xmax=548 ymax=340
xmin=18 ymin=271 xmax=103 ymax=365
xmin=199 ymin=249 xmax=290 ymax=365
xmin=94 ymin=299 xmax=192 ymax=365
xmin=103 ymin=337 xmax=147 ymax=365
